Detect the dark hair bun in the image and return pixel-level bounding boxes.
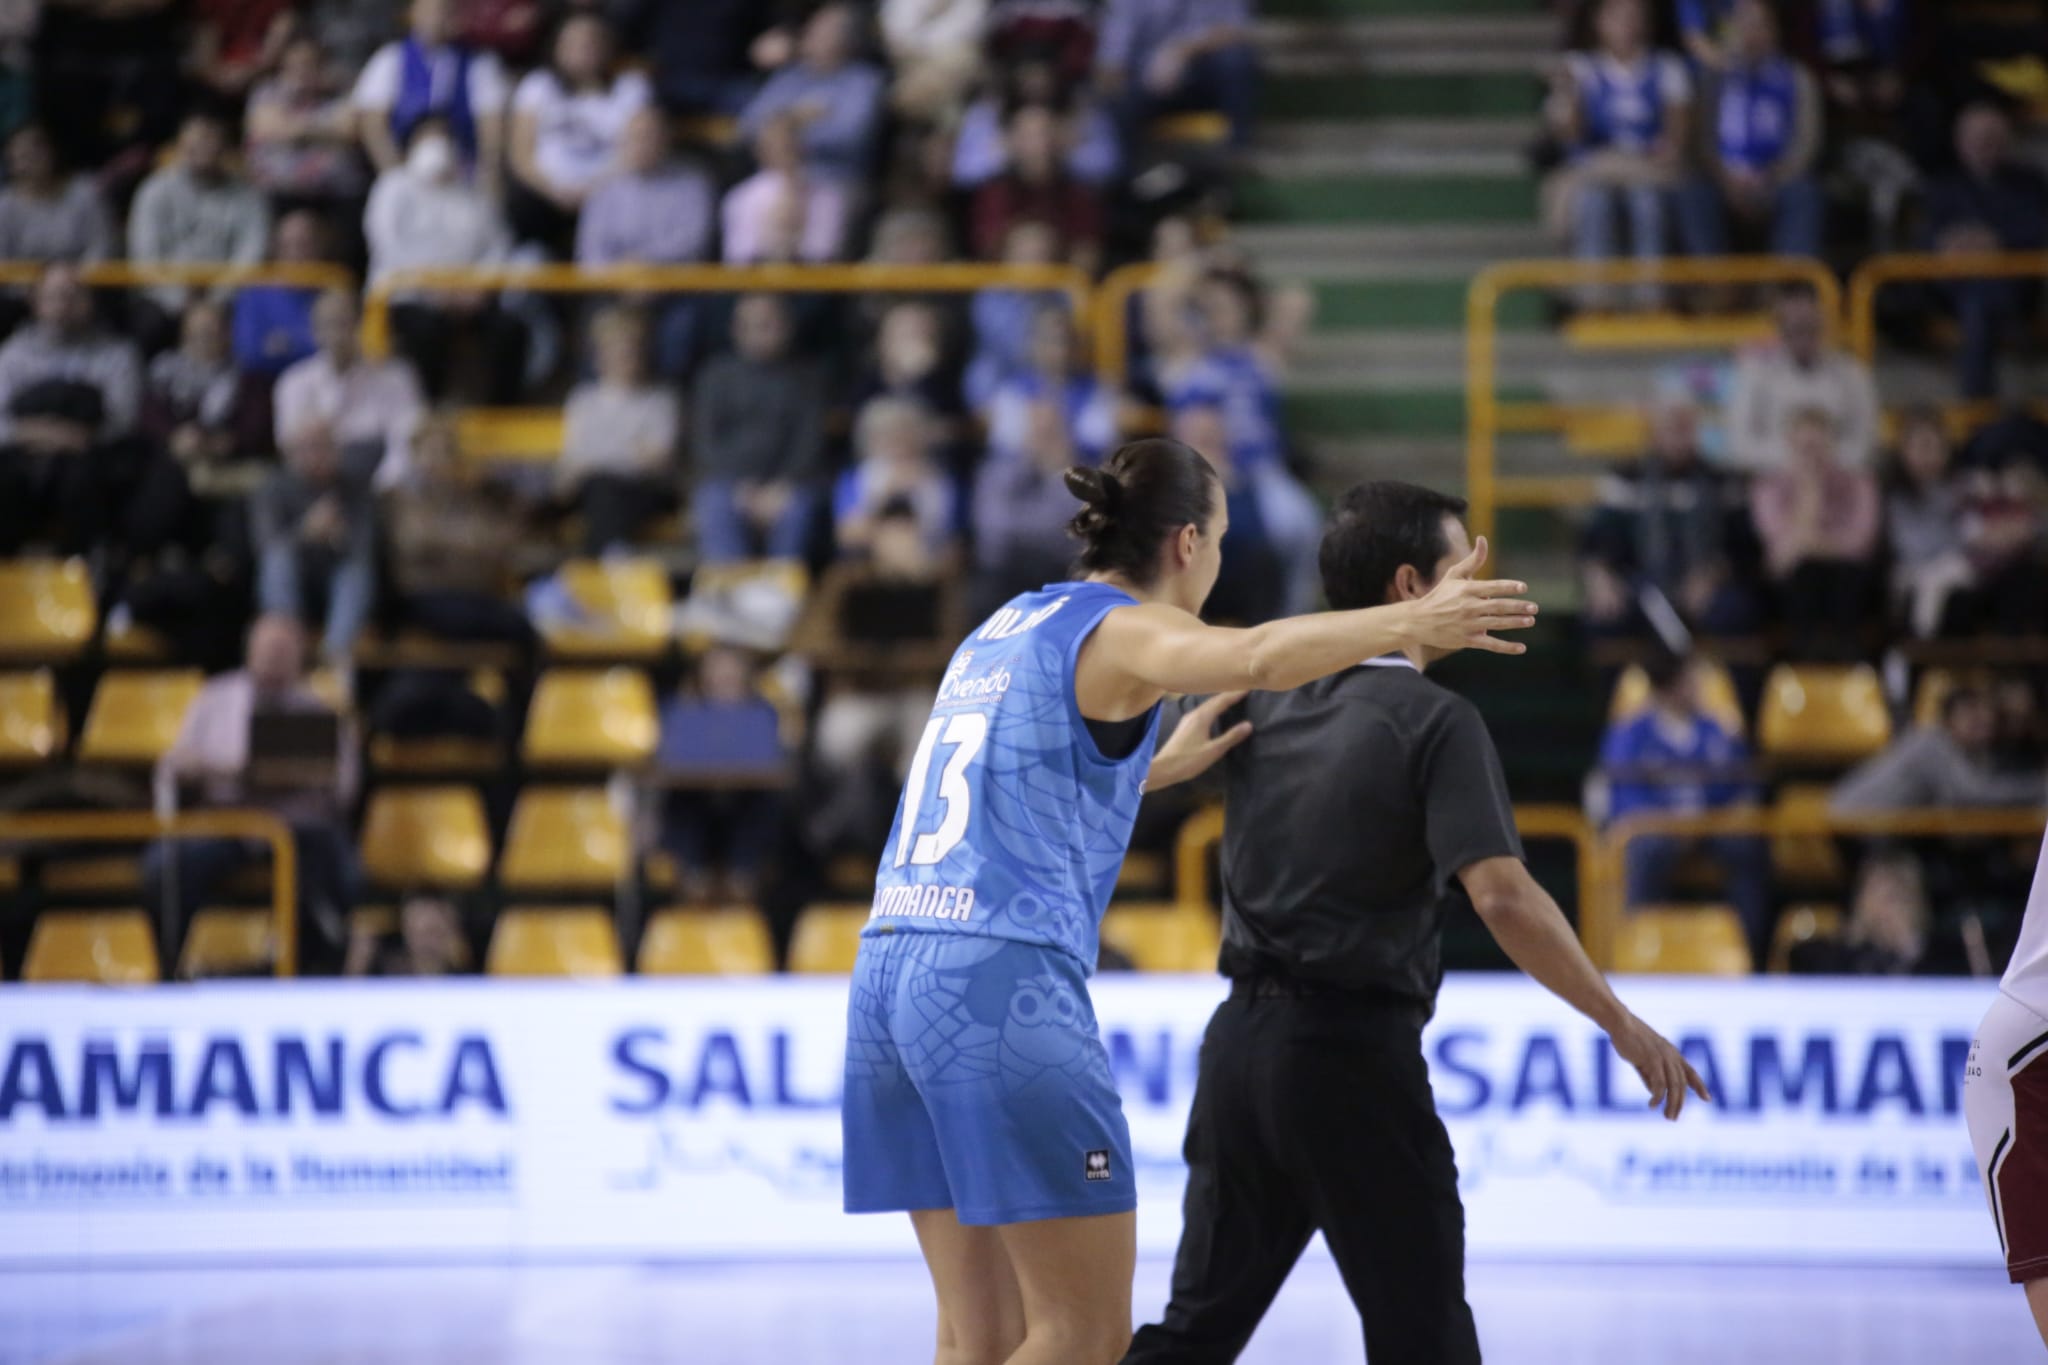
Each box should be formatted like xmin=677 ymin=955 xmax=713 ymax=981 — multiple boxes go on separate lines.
xmin=1062 ymin=440 xmax=1220 ymax=586
xmin=1064 ymin=466 xmax=1120 ymax=542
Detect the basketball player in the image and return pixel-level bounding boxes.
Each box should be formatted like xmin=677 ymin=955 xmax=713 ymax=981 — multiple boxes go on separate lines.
xmin=1966 ymin=838 xmax=2048 ymax=1349
xmin=840 ymin=439 xmax=1539 ymax=1365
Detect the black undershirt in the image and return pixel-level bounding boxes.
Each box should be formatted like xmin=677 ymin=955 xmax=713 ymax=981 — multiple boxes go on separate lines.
xmin=1085 ymin=713 xmax=1152 ymax=761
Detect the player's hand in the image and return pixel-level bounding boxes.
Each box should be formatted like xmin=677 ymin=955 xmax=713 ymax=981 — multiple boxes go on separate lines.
xmin=1146 ymin=691 xmax=1252 ymax=791
xmin=1608 ymin=1013 xmax=1711 ymax=1120
xmin=1406 ymin=537 xmax=1538 ymax=656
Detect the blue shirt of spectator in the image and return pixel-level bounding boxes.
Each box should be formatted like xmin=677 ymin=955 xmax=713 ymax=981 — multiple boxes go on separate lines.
xmin=738 ymin=6 xmax=885 ymax=185
xmin=1818 ymin=0 xmax=1910 ymax=67
xmin=1675 ymin=0 xmax=1735 ymax=44
xmin=965 ymin=289 xmax=1061 ymax=410
xmin=1164 ymin=345 xmax=1283 ymax=475
xmin=952 ymin=97 xmax=1120 ymax=188
xmin=233 ymin=286 xmax=318 ymax=379
xmin=1563 ymin=50 xmax=1692 ymax=155
xmin=986 ymin=370 xmax=1117 ymax=466
xmin=395 ymin=38 xmax=480 ymax=162
xmin=1096 ymin=0 xmax=1251 ymax=85
xmin=1715 ymin=55 xmax=1800 ymax=174
xmin=1602 ymin=707 xmax=1754 ymax=822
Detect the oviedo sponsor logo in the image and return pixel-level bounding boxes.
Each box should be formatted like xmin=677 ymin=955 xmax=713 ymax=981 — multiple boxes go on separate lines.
xmin=0 ymin=1033 xmax=509 ymax=1123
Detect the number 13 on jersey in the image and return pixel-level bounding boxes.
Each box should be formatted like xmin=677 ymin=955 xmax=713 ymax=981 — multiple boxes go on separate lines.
xmin=893 ymin=712 xmax=989 ymax=868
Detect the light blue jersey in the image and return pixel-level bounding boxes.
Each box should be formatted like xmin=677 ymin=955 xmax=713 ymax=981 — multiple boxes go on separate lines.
xmin=863 ymin=581 xmax=1160 ymax=969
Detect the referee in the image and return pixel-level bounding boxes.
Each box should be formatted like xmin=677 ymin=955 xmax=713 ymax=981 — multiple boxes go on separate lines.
xmin=1123 ymin=482 xmax=1708 ymax=1365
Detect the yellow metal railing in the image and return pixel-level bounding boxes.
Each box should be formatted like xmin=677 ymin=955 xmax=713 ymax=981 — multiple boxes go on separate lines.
xmin=1094 ymin=262 xmax=1158 ymax=391
xmin=0 ymin=809 xmax=299 ymax=978
xmin=0 ymin=261 xmax=352 ymax=292
xmin=1847 ymin=250 xmax=2048 ymax=364
xmin=363 ymin=262 xmax=1094 ymax=358
xmin=1465 ymin=256 xmax=1841 ymax=544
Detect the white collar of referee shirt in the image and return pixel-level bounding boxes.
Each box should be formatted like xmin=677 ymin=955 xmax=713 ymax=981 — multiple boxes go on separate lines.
xmin=1361 ymin=654 xmax=1419 ymax=670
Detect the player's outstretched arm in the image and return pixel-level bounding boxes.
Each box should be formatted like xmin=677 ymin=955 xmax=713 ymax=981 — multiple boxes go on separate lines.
xmin=1084 ymin=538 xmax=1537 ymax=701
xmin=1458 ymin=855 xmax=1711 ymax=1121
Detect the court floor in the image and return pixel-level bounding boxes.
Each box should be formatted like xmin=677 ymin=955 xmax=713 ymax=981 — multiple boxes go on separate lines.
xmin=0 ymin=1257 xmax=2037 ymax=1364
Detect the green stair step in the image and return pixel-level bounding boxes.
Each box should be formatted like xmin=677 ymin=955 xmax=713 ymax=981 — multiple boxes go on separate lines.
xmin=1260 ymin=72 xmax=1541 ymax=121
xmin=1240 ymin=174 xmax=1538 ymax=225
xmin=1312 ymin=279 xmax=1545 ymax=331
xmin=1267 ymin=0 xmax=1535 ymax=16
xmin=1284 ymin=386 xmax=1542 ymax=439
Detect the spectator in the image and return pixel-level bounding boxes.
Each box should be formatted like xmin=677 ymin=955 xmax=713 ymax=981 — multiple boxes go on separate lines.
xmin=615 ymin=0 xmax=788 ymax=115
xmin=353 ymin=0 xmax=510 ymax=190
xmin=1948 ymin=451 xmax=2048 ymax=637
xmin=1726 ymin=282 xmax=1881 ymax=470
xmin=0 ymin=123 xmax=111 ymax=267
xmin=297 ymin=0 xmax=409 ymax=84
xmin=1581 ymin=394 xmax=1761 ymax=640
xmin=188 ymin=0 xmax=294 ymax=103
xmin=881 ymin=0 xmax=986 ymax=120
xmin=1543 ymin=0 xmax=1692 ymax=309
xmin=1679 ymin=0 xmax=1824 ymax=259
xmin=233 ymin=209 xmax=330 ymax=381
xmin=126 ymin=112 xmax=273 ymax=325
xmin=964 ymin=219 xmax=1066 ymax=409
xmin=245 ymin=33 xmax=368 ymax=204
xmin=453 ymin=0 xmax=547 ymax=67
xmin=1674 ymin=0 xmax=1735 ymax=69
xmin=722 ymin=110 xmax=852 ymax=265
xmin=1158 ymin=266 xmax=1322 ymax=615
xmin=508 ymin=11 xmax=650 ymax=256
xmin=142 ymin=299 xmax=273 ymax=479
xmin=860 ymin=300 xmax=966 ymax=427
xmin=253 ymin=424 xmax=378 ymax=661
xmin=346 ymin=894 xmax=475 ymax=976
xmin=1787 ymin=851 xmax=1929 ymax=976
xmin=972 ymin=307 xmax=1113 ymax=610
xmin=145 ymin=613 xmax=362 ymax=974
xmin=0 ymin=265 xmax=144 ymax=555
xmin=1601 ymin=650 xmax=1772 ymax=957
xmin=690 ymin=294 xmax=826 ymax=563
xmin=1832 ymin=685 xmax=2045 ymax=813
xmin=970 ymin=103 xmax=1104 ymax=273
xmin=1750 ymin=407 xmax=1881 ymax=642
xmin=1924 ymin=102 xmax=2048 ymax=399
xmin=866 ymin=203 xmax=952 ymax=268
xmin=657 ymin=645 xmax=790 ymax=903
xmin=1096 ymin=0 xmax=1256 ymax=152
xmin=577 ymin=108 xmax=717 ymax=376
xmin=365 ymin=116 xmax=528 ymax=403
xmin=274 ymin=288 xmax=426 ymax=490
xmin=382 ymin=417 xmax=534 ymax=650
xmin=738 ymin=3 xmax=886 ymax=189
xmin=1171 ymin=398 xmax=1284 ymax=625
xmin=954 ymin=57 xmax=1120 ymax=190
xmin=1884 ymin=407 xmax=1972 ymax=638
xmin=559 ymin=305 xmax=681 ymax=554
xmin=836 ymin=398 xmax=958 ymax=560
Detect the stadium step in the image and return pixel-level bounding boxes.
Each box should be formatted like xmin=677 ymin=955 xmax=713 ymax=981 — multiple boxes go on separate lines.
xmin=1259 ymin=70 xmax=1542 ymax=121
xmin=1236 ymin=173 xmax=1538 ymax=226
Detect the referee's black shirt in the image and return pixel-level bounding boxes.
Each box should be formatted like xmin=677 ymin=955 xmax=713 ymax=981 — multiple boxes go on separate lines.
xmin=1214 ymin=656 xmax=1523 ymax=1006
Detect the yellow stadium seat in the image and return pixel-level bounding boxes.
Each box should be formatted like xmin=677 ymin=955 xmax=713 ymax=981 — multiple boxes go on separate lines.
xmin=544 ymin=559 xmax=672 ymax=660
xmin=1561 ymin=311 xmax=1777 ymax=351
xmin=1175 ymin=804 xmax=1226 ymax=910
xmin=0 ymin=669 xmax=61 ymax=764
xmin=42 ymin=855 xmax=141 ymax=896
xmin=369 ymin=734 xmax=501 ymax=775
xmin=1560 ymin=406 xmax=1651 ymax=459
xmin=486 ymin=906 xmax=623 ymax=977
xmin=639 ymin=907 xmax=776 ymax=975
xmin=674 ymin=113 xmax=741 ymax=148
xmin=1610 ymin=660 xmax=1746 ymax=736
xmin=306 ymin=667 xmax=352 ymax=714
xmin=1614 ymin=906 xmax=1753 ymax=975
xmin=178 ymin=908 xmax=275 ymax=979
xmin=523 ymin=668 xmax=658 ymax=767
xmin=360 ymin=786 xmax=492 ymax=888
xmin=499 ymin=787 xmax=628 ymax=891
xmin=455 ymin=407 xmax=565 ymax=465
xmin=1768 ymin=903 xmax=1844 ymax=974
xmin=788 ymin=904 xmax=870 ymax=974
xmin=1771 ymin=783 xmax=1847 ymax=888
xmin=1147 ymin=111 xmax=1230 ymax=145
xmin=1757 ymin=664 xmax=1891 ymax=766
xmin=0 ymin=558 xmax=95 ymax=660
xmin=24 ymin=910 xmax=161 ymax=983
xmin=104 ymin=619 xmax=171 ymax=661
xmin=77 ymin=669 xmax=203 ymax=765
xmin=1100 ymin=904 xmax=1222 ymax=972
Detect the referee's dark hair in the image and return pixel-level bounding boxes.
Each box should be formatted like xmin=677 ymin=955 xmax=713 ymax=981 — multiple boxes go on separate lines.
xmin=1319 ymin=480 xmax=1470 ymax=611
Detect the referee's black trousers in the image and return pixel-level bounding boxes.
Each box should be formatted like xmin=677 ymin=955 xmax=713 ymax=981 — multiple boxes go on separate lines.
xmin=1123 ymin=984 xmax=1481 ymax=1364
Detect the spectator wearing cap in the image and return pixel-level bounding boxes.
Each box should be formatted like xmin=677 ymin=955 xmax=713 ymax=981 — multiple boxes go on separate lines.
xmin=0 ymin=123 xmax=111 ymax=267
xmin=1923 ymin=102 xmax=2048 ymax=399
xmin=1096 ymin=0 xmax=1256 ymax=153
xmin=274 ymin=288 xmax=426 ymax=490
xmin=738 ymin=4 xmax=886 ymax=189
xmin=689 ymin=294 xmax=826 ymax=564
xmin=245 ymin=33 xmax=369 ymax=204
xmin=1678 ymin=0 xmax=1824 ymax=259
xmin=559 ymin=305 xmax=681 ymax=554
xmin=353 ymin=0 xmax=509 ymax=193
xmin=1726 ymin=282 xmax=1880 ymax=471
xmin=508 ymin=10 xmax=650 ymax=256
xmin=127 ymin=112 xmax=273 ymax=325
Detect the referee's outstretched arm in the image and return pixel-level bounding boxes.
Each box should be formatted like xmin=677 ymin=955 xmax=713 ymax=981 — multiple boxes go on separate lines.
xmin=1460 ymin=856 xmax=1711 ymax=1119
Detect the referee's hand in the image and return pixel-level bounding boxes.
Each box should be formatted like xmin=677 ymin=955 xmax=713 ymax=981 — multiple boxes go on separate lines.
xmin=1608 ymin=1013 xmax=1713 ymax=1120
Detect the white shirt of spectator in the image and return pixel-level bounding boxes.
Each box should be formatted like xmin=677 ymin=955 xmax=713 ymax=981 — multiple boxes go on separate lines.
xmin=1725 ymin=343 xmax=1881 ymax=471
xmin=513 ymin=68 xmax=651 ymax=195
xmin=273 ymin=350 xmax=426 ymax=491
xmin=364 ymin=162 xmax=514 ymax=287
xmin=352 ymin=40 xmax=510 ymax=125
xmin=2002 ymin=838 xmax=2048 ymax=1017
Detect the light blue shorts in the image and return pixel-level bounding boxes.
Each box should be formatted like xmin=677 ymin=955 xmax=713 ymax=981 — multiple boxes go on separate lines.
xmin=841 ymin=928 xmax=1135 ymax=1226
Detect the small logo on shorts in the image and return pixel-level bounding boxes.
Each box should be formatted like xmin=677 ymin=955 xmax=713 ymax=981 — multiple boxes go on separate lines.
xmin=1085 ymin=1150 xmax=1112 ymax=1182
